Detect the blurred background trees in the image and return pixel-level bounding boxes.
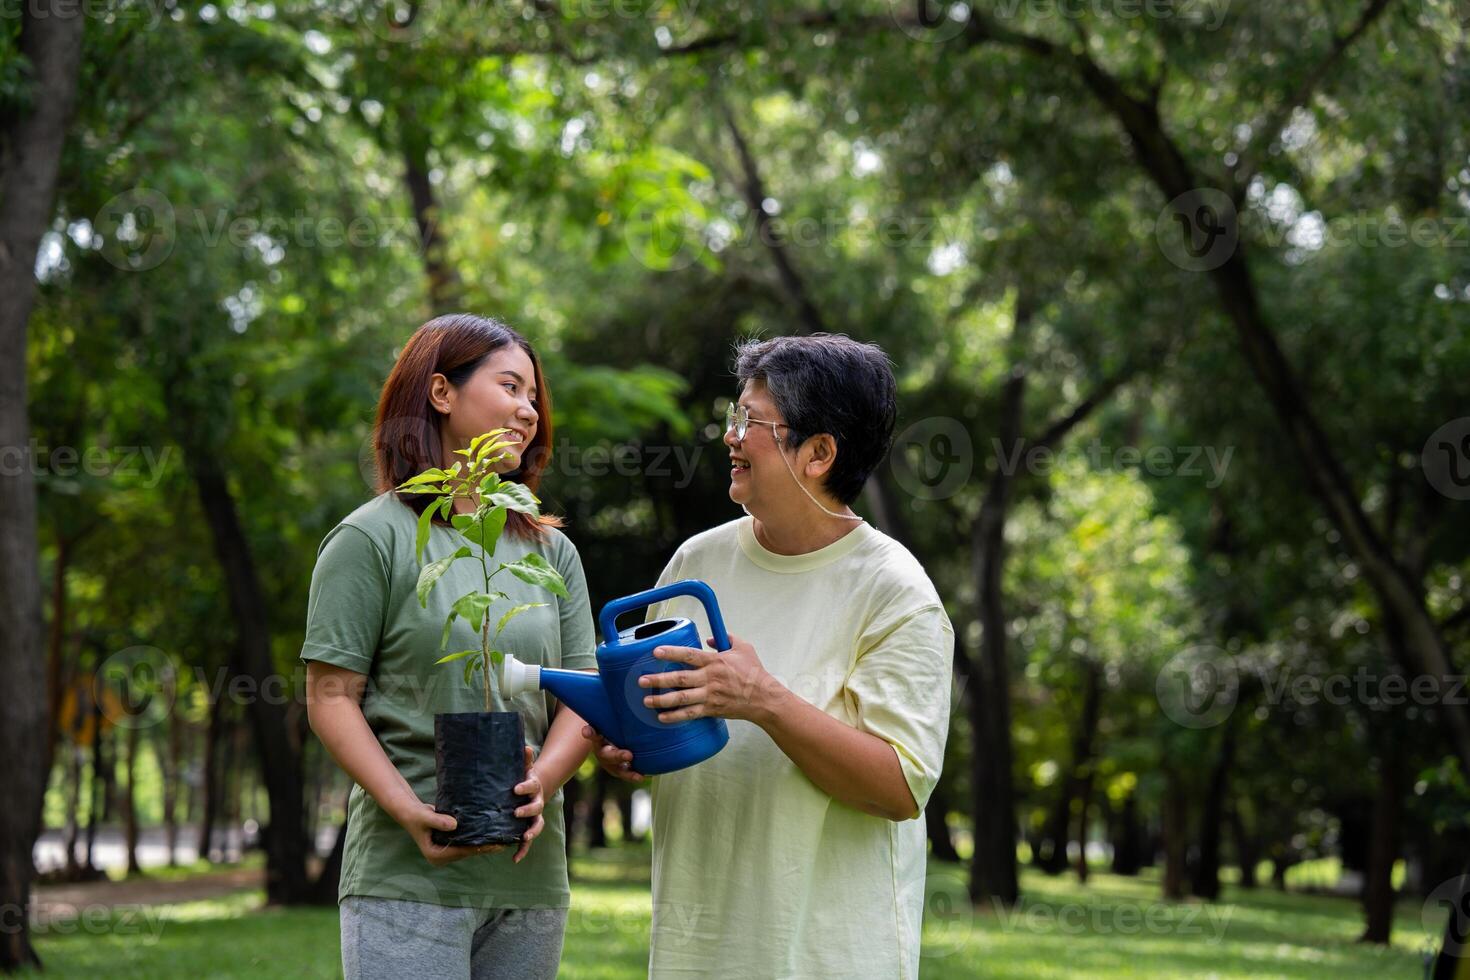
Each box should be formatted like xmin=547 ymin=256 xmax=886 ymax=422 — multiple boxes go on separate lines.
xmin=3 ymin=0 xmax=1468 ymax=971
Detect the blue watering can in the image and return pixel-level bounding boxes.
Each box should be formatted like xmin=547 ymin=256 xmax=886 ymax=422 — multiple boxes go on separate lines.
xmin=499 ymin=580 xmax=731 ymax=775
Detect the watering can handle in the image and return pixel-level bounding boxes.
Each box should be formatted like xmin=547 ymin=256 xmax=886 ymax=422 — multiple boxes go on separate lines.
xmin=599 ymin=579 xmax=732 ymax=652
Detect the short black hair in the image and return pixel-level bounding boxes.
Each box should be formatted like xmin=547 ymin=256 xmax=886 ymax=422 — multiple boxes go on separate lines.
xmin=733 ymin=334 xmax=898 ymax=505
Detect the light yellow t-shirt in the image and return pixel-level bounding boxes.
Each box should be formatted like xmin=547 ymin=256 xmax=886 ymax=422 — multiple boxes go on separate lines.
xmin=644 ymin=517 xmax=954 ymax=980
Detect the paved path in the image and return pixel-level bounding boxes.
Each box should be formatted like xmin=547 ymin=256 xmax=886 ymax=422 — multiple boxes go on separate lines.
xmin=32 ymin=865 xmax=265 ymax=927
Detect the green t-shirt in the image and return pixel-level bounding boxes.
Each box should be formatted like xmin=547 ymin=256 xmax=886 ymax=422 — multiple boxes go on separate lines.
xmin=299 ymin=490 xmax=596 ymax=909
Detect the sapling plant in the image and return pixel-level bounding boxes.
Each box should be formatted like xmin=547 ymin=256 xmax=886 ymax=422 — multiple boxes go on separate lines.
xmin=397 ymin=428 xmax=568 ymax=710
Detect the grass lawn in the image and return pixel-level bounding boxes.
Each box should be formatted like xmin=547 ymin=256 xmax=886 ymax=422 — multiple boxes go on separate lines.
xmin=29 ymin=847 xmax=1445 ymax=978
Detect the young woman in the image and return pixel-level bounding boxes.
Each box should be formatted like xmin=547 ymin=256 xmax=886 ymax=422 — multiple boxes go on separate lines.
xmin=303 ymin=313 xmax=595 ymax=980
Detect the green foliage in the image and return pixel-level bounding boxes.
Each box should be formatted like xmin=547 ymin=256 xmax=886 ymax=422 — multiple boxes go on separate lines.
xmin=402 ymin=430 xmax=567 ymax=712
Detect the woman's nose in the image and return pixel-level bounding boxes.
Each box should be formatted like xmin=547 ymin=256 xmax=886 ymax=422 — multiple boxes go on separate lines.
xmin=722 ymin=425 xmax=741 ymax=449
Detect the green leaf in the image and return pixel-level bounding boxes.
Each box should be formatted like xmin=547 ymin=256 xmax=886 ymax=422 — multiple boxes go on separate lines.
xmin=463 ymin=656 xmax=480 ymax=689
xmin=415 ymin=497 xmax=444 ymax=563
xmin=474 ymin=429 xmax=517 ymax=463
xmin=503 ymin=552 xmax=569 ymax=599
xmin=495 ymin=602 xmax=547 ymax=635
xmin=466 ymin=431 xmax=497 ymax=457
xmin=485 ymin=482 xmax=541 ymax=516
xmin=435 ymin=649 xmax=479 ymax=665
xmin=397 ymin=469 xmax=446 ymax=490
xmin=461 ymin=504 xmax=507 ymax=553
xmin=416 ymin=546 xmax=471 ymax=606
xmin=478 ymin=471 xmax=503 ymax=495
xmin=452 ymin=591 xmax=495 ymax=633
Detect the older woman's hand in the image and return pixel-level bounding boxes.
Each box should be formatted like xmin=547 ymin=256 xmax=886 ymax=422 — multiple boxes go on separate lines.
xmin=639 ymin=633 xmax=788 ymax=725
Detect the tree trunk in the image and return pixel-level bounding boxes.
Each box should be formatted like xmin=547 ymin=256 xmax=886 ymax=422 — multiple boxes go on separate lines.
xmin=1192 ymin=716 xmax=1237 ymax=900
xmin=308 ymin=818 xmax=348 ymax=905
xmin=43 ymin=538 xmax=70 ymax=781
xmin=588 ymin=771 xmax=609 ymax=849
xmin=84 ymin=703 xmax=106 ymax=871
xmin=200 ymin=691 xmax=225 ymax=862
xmin=1231 ymin=800 xmax=1259 ymax=889
xmin=162 ymin=718 xmax=181 ymax=867
xmin=0 ymin=2 xmax=85 ymax=969
xmin=1072 ymin=786 xmax=1093 ymax=884
xmin=201 ymin=690 xmax=226 ymax=858
xmin=401 ymin=128 xmax=460 ymax=314
xmin=1360 ymin=736 xmax=1401 ymax=944
xmin=562 ymin=770 xmax=582 ymax=865
xmin=1111 ymin=794 xmax=1144 ymax=876
xmin=616 ymin=784 xmax=641 ymax=844
xmin=62 ymin=733 xmax=82 ymax=875
xmin=124 ymin=724 xmax=141 ymax=876
xmin=1162 ymin=772 xmax=1188 ymax=901
xmin=188 ymin=455 xmax=310 ymax=900
xmin=1072 ymin=661 xmax=1103 ymax=884
xmin=967 ymin=309 xmax=1031 ymax=907
xmin=924 ymin=778 xmax=961 ymax=863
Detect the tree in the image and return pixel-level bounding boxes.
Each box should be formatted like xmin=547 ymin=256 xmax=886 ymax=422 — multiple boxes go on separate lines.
xmin=0 ymin=3 xmax=84 ymax=970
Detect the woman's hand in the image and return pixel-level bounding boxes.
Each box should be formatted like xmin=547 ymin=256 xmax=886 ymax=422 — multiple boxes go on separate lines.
xmin=582 ymin=726 xmax=645 ymax=783
xmin=394 ymin=799 xmax=507 ymax=867
xmin=639 ymin=633 xmax=788 ymax=725
xmin=511 ymin=745 xmax=546 ymax=864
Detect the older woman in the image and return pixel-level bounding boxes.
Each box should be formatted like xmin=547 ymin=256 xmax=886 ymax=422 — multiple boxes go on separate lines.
xmin=588 ymin=333 xmax=954 ymax=979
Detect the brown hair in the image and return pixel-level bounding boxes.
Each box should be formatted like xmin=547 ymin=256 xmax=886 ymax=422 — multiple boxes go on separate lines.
xmin=374 ymin=313 xmax=561 ymax=539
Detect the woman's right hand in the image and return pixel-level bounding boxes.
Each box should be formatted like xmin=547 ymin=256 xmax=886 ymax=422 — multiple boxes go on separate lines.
xmin=582 ymin=725 xmax=645 ymax=783
xmin=395 ymin=799 xmax=506 ymax=866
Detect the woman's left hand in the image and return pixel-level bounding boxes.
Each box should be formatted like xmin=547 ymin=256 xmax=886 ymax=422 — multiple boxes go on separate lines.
xmin=640 ymin=633 xmax=787 ymax=725
xmin=511 ymin=745 xmax=546 ymax=864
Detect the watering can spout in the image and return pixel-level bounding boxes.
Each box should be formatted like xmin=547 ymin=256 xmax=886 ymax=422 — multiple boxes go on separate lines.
xmin=500 ymin=655 xmax=623 ymax=744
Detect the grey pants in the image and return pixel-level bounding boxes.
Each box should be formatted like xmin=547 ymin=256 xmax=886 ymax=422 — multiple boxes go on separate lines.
xmin=340 ymin=895 xmax=567 ymax=980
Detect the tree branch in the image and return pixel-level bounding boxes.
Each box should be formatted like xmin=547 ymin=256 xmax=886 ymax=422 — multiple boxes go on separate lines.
xmin=719 ymin=96 xmax=830 ymax=336
xmin=1033 ymin=361 xmax=1139 ymax=454
xmin=1228 ymin=0 xmax=1396 ymax=199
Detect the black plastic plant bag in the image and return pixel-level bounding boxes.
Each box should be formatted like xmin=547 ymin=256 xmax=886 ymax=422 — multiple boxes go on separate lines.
xmin=432 ymin=711 xmax=532 ymax=848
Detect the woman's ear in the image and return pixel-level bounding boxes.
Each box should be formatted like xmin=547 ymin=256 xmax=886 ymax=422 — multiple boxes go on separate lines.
xmin=804 ymin=434 xmax=838 ymax=477
xmin=428 ymin=373 xmax=452 ymax=415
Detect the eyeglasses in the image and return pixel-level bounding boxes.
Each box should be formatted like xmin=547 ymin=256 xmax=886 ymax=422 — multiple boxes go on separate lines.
xmin=724 ymin=402 xmax=788 ymax=442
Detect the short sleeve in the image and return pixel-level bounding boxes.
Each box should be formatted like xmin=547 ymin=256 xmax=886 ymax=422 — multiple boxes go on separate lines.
xmin=844 ymin=603 xmax=954 ymax=812
xmin=550 ymin=532 xmax=597 ymax=670
xmin=299 ymin=524 xmax=390 ymax=674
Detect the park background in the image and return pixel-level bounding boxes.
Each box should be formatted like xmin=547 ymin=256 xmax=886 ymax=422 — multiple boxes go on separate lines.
xmin=1 ymin=1 xmax=1468 ymax=977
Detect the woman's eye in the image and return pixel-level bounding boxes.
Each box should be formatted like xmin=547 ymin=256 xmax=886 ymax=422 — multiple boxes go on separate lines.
xmin=503 ymin=382 xmax=517 ymax=394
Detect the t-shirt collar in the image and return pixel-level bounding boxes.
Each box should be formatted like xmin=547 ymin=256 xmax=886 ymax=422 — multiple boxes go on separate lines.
xmin=736 ymin=516 xmax=872 ymax=574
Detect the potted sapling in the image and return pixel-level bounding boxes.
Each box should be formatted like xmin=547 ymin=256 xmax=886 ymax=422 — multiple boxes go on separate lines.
xmin=397 ymin=429 xmax=569 ymax=848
